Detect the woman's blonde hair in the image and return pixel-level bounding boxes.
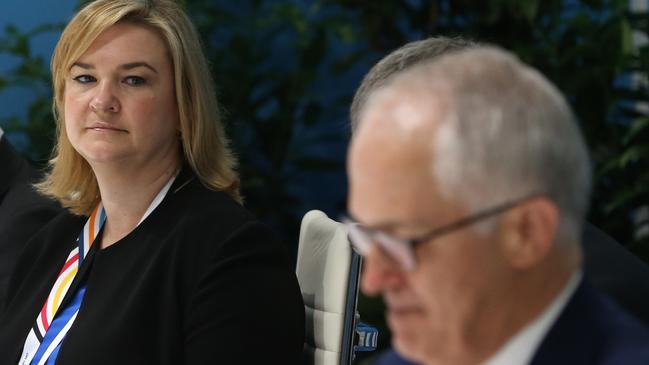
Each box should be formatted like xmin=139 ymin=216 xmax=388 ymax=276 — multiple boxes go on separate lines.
xmin=38 ymin=0 xmax=241 ymax=215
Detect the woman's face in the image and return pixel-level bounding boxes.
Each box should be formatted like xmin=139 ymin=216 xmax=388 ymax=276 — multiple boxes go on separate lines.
xmin=64 ymin=22 xmax=180 ymax=169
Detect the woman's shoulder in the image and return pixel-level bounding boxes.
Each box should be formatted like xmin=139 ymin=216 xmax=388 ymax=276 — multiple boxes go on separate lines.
xmin=157 ymin=173 xmax=264 ymax=242
xmin=27 ymin=209 xmax=86 ymax=247
xmin=174 ymin=175 xmax=251 ymax=216
xmin=17 ymin=209 xmax=86 ymax=266
xmin=4 ymin=209 xmax=85 ymax=307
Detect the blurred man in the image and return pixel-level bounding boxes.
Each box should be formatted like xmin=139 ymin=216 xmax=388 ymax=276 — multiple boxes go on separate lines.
xmin=0 ymin=128 xmax=60 ymax=311
xmin=347 ymin=47 xmax=649 ymax=364
xmin=350 ymin=37 xmax=649 ymax=328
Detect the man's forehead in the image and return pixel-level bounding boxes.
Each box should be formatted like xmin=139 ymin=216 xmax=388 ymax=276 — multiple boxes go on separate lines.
xmin=347 ymin=148 xmax=440 ymax=231
xmin=347 ymin=134 xmax=458 ymax=233
xmin=351 ymin=101 xmax=431 ymax=169
xmin=348 ymin=100 xmax=442 ymax=224
xmin=359 ymin=84 xmax=445 ymax=139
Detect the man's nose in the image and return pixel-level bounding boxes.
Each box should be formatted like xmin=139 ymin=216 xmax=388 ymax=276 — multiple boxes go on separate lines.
xmin=360 ymin=245 xmax=404 ymax=296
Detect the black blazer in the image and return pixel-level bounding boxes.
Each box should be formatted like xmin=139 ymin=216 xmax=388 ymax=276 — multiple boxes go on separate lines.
xmin=0 ymin=166 xmax=305 ymax=364
xmin=0 ymin=137 xmax=60 ymax=310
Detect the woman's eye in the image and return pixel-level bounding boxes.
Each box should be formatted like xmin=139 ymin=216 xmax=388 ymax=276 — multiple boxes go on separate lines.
xmin=124 ymin=76 xmax=146 ymax=86
xmin=72 ymin=75 xmax=96 ymax=83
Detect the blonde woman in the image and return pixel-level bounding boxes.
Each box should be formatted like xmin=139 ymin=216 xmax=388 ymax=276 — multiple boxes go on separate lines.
xmin=0 ymin=1 xmax=304 ymax=363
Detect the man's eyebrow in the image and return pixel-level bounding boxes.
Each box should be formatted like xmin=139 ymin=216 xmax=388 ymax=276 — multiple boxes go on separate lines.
xmin=346 ymin=213 xmax=396 ymax=231
xmin=70 ymin=61 xmax=158 ymax=74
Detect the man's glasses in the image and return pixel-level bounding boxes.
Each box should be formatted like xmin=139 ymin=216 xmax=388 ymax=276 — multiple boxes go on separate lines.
xmin=344 ymin=193 xmax=543 ymax=271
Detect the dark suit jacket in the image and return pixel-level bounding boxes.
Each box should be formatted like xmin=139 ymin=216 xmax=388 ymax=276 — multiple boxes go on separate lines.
xmin=0 ymin=137 xmax=60 ymax=311
xmin=0 ymin=165 xmax=305 ymax=364
xmin=531 ymin=280 xmax=649 ymax=364
xmin=582 ymin=222 xmax=649 ymax=325
xmin=373 ymin=280 xmax=649 ymax=365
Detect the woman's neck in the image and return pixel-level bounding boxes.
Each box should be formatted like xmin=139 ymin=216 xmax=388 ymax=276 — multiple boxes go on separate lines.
xmin=94 ymin=159 xmax=180 ymax=248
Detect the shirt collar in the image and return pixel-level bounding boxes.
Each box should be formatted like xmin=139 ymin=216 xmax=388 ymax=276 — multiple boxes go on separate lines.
xmin=135 ymin=169 xmax=178 ymax=226
xmin=481 ymin=269 xmax=583 ymax=365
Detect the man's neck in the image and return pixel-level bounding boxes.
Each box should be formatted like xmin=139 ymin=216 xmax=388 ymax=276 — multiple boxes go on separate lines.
xmin=481 ymin=269 xmax=582 ymax=365
xmin=423 ymin=250 xmax=581 ymax=365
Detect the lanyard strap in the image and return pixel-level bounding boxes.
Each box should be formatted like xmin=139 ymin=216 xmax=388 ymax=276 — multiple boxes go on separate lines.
xmin=18 ymin=172 xmax=177 ymax=365
xmin=18 ymin=204 xmax=106 ymax=365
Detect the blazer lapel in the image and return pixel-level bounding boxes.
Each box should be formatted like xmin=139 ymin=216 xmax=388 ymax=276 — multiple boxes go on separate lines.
xmin=529 ymin=279 xmax=596 ymax=365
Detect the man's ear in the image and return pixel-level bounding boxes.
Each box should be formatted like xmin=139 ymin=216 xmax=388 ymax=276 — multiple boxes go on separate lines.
xmin=498 ymin=197 xmax=559 ymax=269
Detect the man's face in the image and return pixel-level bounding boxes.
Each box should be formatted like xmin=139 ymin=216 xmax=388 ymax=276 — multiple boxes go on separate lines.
xmin=347 ymin=90 xmax=510 ymax=363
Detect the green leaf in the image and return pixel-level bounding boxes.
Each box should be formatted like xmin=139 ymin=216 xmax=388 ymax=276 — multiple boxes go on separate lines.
xmin=620 ymin=18 xmax=633 ymax=57
xmin=619 ymin=145 xmax=649 ymax=167
xmin=329 ymin=21 xmax=356 ymax=43
xmin=272 ymin=3 xmax=307 ymax=35
xmin=3 ymin=25 xmax=30 ymax=57
xmin=623 ymin=117 xmax=649 ymax=145
xmin=518 ymin=0 xmax=539 ymax=22
xmin=595 ymin=158 xmax=619 ymax=177
xmin=605 ymin=186 xmax=642 ymax=213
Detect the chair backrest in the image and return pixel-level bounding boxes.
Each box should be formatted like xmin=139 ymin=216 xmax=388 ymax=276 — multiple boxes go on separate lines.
xmin=297 ymin=210 xmax=362 ymax=365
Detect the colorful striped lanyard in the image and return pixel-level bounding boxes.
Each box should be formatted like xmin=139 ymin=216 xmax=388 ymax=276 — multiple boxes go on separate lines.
xmin=18 ymin=173 xmax=177 ymax=365
xmin=18 ymin=203 xmax=105 ymax=365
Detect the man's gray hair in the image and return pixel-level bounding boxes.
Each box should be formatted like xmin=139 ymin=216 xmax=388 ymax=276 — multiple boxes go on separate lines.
xmin=350 ymin=36 xmax=477 ymax=131
xmin=380 ymin=46 xmax=592 ymax=242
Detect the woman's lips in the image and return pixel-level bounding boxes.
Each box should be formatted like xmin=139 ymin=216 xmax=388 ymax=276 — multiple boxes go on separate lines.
xmin=86 ymin=123 xmax=127 ymax=132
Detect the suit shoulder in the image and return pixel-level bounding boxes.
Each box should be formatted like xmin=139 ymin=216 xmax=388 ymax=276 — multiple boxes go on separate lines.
xmin=593 ymin=289 xmax=649 ymax=347
xmin=372 ymin=350 xmax=419 ymax=365
xmin=536 ymin=280 xmax=649 ymax=364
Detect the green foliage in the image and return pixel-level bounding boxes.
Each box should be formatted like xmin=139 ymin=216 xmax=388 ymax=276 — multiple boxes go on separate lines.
xmin=183 ymin=0 xmax=364 ymax=257
xmin=0 ymin=23 xmax=62 ymax=163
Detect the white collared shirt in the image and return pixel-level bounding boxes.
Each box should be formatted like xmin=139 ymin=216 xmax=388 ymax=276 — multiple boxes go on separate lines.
xmin=481 ymin=270 xmax=583 ymax=365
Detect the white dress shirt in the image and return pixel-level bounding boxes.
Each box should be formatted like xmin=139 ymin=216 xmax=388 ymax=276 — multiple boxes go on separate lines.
xmin=482 ymin=270 xmax=583 ymax=365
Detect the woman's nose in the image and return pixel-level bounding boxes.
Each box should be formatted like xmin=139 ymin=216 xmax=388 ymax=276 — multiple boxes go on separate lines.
xmin=89 ymin=82 xmax=120 ymax=113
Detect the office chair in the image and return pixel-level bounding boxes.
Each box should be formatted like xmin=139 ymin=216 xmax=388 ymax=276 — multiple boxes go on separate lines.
xmin=297 ymin=210 xmax=377 ymax=365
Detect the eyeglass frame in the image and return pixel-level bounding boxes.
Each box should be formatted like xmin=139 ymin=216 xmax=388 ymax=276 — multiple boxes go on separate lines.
xmin=343 ymin=192 xmax=546 ymax=271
